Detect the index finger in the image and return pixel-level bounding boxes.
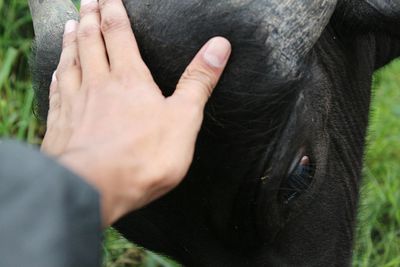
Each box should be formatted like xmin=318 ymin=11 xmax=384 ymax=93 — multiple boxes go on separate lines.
xmin=99 ymin=0 xmax=151 ymax=78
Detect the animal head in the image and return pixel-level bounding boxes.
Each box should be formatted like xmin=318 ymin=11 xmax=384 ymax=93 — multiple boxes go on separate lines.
xmin=29 ymin=0 xmax=400 ymax=266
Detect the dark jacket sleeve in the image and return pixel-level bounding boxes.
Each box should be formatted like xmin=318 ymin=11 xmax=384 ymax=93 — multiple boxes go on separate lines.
xmin=0 ymin=140 xmax=102 ymax=267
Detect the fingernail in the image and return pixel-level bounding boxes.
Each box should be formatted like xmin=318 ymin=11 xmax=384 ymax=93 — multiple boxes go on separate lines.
xmin=64 ymin=20 xmax=78 ymax=34
xmin=81 ymin=0 xmax=97 ymax=6
xmin=203 ymin=37 xmax=231 ymax=68
xmin=52 ymin=71 xmax=57 ymax=83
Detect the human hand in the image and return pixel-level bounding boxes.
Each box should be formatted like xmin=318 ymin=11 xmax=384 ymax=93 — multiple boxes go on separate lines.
xmin=40 ymin=0 xmax=231 ymax=226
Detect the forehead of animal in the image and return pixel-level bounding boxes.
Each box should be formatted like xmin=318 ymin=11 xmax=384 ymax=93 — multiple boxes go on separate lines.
xmin=125 ymin=0 xmax=337 ymax=78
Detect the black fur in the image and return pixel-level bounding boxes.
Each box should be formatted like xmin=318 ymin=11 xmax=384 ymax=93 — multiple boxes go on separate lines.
xmin=31 ymin=1 xmax=400 ymax=266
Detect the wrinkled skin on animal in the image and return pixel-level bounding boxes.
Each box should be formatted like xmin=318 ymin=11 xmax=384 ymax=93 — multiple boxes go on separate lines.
xmin=29 ymin=0 xmax=400 ymax=266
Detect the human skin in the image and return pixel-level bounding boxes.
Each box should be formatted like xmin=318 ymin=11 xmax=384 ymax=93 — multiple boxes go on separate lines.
xmin=40 ymin=0 xmax=231 ymax=226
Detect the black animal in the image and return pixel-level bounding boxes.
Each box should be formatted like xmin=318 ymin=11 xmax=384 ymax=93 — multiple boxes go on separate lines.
xmin=29 ymin=0 xmax=400 ymax=266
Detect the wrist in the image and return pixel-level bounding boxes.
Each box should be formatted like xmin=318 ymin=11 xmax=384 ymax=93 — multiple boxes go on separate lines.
xmin=58 ymin=149 xmax=127 ymax=226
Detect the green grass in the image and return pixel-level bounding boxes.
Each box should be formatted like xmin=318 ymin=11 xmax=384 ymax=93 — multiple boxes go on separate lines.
xmin=0 ymin=0 xmax=42 ymax=143
xmin=353 ymin=62 xmax=400 ymax=267
xmin=1 ymin=1 xmax=399 ymax=266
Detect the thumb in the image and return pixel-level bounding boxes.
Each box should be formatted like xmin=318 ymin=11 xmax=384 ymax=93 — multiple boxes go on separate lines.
xmin=172 ymin=37 xmax=231 ymax=108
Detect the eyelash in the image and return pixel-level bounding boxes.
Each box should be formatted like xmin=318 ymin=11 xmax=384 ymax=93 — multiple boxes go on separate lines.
xmin=280 ymin=157 xmax=314 ymax=204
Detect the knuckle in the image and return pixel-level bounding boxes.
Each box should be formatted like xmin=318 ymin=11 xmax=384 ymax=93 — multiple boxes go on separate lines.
xmin=58 ymin=57 xmax=80 ymax=74
xmin=112 ymin=66 xmax=153 ymax=84
xmin=111 ymin=72 xmax=135 ymax=87
xmin=83 ymin=78 xmax=102 ymax=91
xmin=49 ymin=95 xmax=61 ymax=109
xmin=80 ymin=2 xmax=100 ymax=17
xmin=100 ymin=15 xmax=131 ymax=34
xmin=181 ymin=68 xmax=215 ymax=97
xmin=98 ymin=0 xmax=117 ymax=9
xmin=62 ymin=33 xmax=77 ymax=48
xmin=77 ymin=24 xmax=101 ymax=40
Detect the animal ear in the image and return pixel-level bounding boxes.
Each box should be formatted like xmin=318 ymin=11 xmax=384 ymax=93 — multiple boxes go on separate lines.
xmin=336 ymin=0 xmax=400 ymax=37
xmin=29 ymin=0 xmax=79 ymax=120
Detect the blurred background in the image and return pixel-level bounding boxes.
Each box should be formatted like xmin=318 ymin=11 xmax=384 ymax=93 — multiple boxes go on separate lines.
xmin=1 ymin=1 xmax=399 ymax=266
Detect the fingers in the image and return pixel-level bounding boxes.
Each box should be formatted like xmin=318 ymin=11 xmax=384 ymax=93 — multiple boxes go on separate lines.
xmin=98 ymin=0 xmax=151 ymax=78
xmin=78 ymin=0 xmax=109 ymax=82
xmin=49 ymin=19 xmax=81 ymax=123
xmin=49 ymin=72 xmax=59 ymax=101
xmin=47 ymin=72 xmax=61 ymax=131
xmin=172 ymin=37 xmax=231 ymax=110
xmin=56 ymin=20 xmax=82 ymax=97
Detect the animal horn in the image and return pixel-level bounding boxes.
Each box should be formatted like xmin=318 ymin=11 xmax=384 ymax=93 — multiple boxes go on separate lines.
xmin=366 ymin=0 xmax=400 ymax=16
xmin=29 ymin=0 xmax=79 ymax=120
xmin=29 ymin=0 xmax=79 ymax=41
xmin=260 ymin=0 xmax=338 ymax=77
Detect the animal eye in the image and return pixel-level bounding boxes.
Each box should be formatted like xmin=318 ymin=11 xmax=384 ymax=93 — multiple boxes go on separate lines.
xmin=280 ymin=156 xmax=314 ymax=204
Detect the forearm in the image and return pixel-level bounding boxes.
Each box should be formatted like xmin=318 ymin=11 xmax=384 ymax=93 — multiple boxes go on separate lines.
xmin=0 ymin=140 xmax=102 ymax=267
